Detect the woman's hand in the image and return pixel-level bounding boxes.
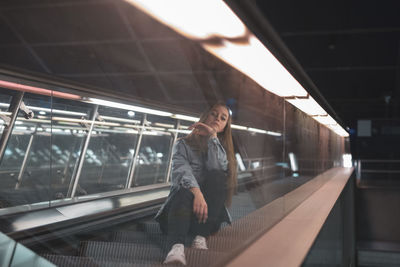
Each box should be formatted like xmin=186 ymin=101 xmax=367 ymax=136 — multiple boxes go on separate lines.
xmin=189 ymin=122 xmax=217 ymax=137
xmin=190 ymin=187 xmax=208 ymax=223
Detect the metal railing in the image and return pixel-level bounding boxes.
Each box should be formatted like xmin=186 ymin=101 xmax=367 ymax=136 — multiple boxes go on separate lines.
xmin=355 ymin=159 xmax=400 ymax=188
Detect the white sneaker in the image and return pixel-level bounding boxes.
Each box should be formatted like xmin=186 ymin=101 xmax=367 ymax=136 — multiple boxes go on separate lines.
xmin=163 ymin=243 xmax=186 ymax=265
xmin=192 ymin=235 xmax=208 ymax=250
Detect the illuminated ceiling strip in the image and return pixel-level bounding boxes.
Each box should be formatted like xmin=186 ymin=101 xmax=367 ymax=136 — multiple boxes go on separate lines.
xmin=231 ymin=124 xmax=247 ymax=130
xmin=286 ymin=96 xmax=327 ymax=116
xmin=100 ymin=115 xmax=141 ymax=124
xmin=0 ymin=103 xmax=86 ymax=116
xmin=124 ymin=0 xmax=246 ymax=40
xmin=171 ymin=114 xmax=199 ymax=122
xmin=312 ymin=115 xmax=337 ymax=125
xmin=52 ymin=117 xmax=121 ymax=127
xmin=266 ymin=131 xmax=282 ymax=137
xmin=124 ymin=0 xmax=348 ymax=137
xmin=85 ymin=98 xmax=173 ymax=117
xmin=168 ymin=129 xmax=192 ymax=134
xmin=154 ymin=122 xmax=175 ymax=128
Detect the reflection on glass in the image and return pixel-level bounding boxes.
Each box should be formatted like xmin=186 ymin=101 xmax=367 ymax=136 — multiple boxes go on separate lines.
xmin=78 ymin=106 xmax=142 ymax=195
xmin=133 ymin=132 xmax=172 ymax=186
xmin=0 ymin=93 xmax=52 ymax=208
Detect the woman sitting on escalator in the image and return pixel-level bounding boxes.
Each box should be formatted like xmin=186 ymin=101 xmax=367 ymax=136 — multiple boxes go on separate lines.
xmin=155 ymin=103 xmax=237 ymax=265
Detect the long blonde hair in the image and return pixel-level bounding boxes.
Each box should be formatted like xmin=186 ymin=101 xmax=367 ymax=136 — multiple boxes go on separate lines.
xmin=185 ymin=103 xmax=237 ymax=206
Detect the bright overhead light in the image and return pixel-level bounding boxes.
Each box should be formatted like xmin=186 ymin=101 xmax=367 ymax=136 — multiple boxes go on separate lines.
xmin=342 ymin=154 xmax=352 ymax=168
xmin=0 ymin=103 xmax=87 ymax=117
xmin=154 ymin=122 xmax=175 ymax=128
xmin=204 ymin=36 xmax=308 ymax=97
xmin=127 ymin=111 xmax=135 ymax=117
xmin=125 ymin=0 xmax=246 ymax=39
xmin=100 ymin=115 xmax=141 ymax=124
xmin=171 ymin=114 xmax=199 ymax=122
xmin=266 ymin=131 xmax=282 ymax=137
xmin=52 ymin=117 xmax=120 ymax=127
xmin=312 ymin=115 xmax=337 ymax=125
xmin=168 ymin=129 xmax=192 ymax=134
xmin=85 ymin=98 xmax=172 ymax=117
xmin=248 ymin=127 xmax=268 ymax=134
xmin=328 ymin=124 xmax=349 ymax=137
xmin=286 ymin=96 xmax=327 ymax=116
xmin=231 ymin=124 xmax=247 ymax=130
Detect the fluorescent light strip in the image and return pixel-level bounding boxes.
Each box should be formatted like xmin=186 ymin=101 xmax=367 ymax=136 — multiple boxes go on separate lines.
xmin=28 ymin=107 xmax=87 ymax=117
xmin=171 ymin=114 xmax=199 ymax=122
xmin=125 ymin=0 xmax=246 ymax=40
xmin=286 ymin=96 xmax=327 ymax=116
xmin=52 ymin=117 xmax=120 ymax=127
xmin=100 ymin=115 xmax=141 ymax=124
xmin=204 ymin=37 xmax=308 ymax=97
xmin=231 ymin=124 xmax=247 ymax=130
xmin=0 ymin=103 xmax=85 ymax=116
xmin=154 ymin=122 xmax=175 ymax=128
xmin=248 ymin=127 xmax=267 ymax=134
xmin=86 ymin=98 xmax=172 ymax=117
xmin=168 ymin=129 xmax=192 ymax=134
xmin=312 ymin=115 xmax=337 ymax=125
xmin=266 ymin=131 xmax=282 ymax=137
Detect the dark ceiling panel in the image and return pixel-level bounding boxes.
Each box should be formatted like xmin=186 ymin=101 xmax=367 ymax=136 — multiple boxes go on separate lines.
xmin=0 ymin=18 xmax=20 ymax=45
xmin=142 ymin=40 xmax=192 ymax=71
xmin=256 ymin=0 xmax=400 ymax=32
xmin=108 ymin=74 xmax=167 ymax=102
xmin=309 ymin=69 xmax=396 ymax=98
xmin=2 ymin=2 xmax=130 ymax=43
xmin=34 ymin=43 xmax=151 ymax=74
xmin=158 ymin=73 xmax=206 ymax=103
xmin=0 ymin=46 xmax=47 ymax=72
xmin=283 ymin=32 xmax=399 ymax=68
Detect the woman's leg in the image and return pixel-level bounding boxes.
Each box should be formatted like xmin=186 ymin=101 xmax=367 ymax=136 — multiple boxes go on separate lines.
xmin=166 ymin=187 xmax=194 ymax=248
xmin=191 ymin=170 xmax=227 ymax=237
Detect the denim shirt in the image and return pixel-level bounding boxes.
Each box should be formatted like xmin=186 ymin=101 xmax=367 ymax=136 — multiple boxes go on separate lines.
xmin=173 ymin=137 xmax=228 ymax=189
xmin=155 ymin=137 xmax=232 ymax=224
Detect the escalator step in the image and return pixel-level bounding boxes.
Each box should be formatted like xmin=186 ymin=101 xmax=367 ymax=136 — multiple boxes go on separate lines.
xmin=80 ymin=241 xmax=165 ymax=262
xmin=80 ymin=241 xmax=225 ymax=266
xmin=42 ymin=254 xmax=173 ymax=267
xmin=41 ymin=255 xmax=98 ymax=267
xmin=111 ymin=231 xmax=168 ymax=248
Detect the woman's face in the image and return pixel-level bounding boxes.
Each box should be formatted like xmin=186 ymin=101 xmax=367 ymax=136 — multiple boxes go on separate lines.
xmin=204 ymin=105 xmax=229 ymax=133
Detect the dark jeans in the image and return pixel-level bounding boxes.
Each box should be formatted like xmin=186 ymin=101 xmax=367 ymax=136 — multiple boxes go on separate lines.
xmin=165 ymin=170 xmax=227 ymax=248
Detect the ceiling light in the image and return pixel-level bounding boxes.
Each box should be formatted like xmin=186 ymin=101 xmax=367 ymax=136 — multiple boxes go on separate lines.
xmin=168 ymin=129 xmax=192 ymax=134
xmin=312 ymin=115 xmax=337 ymax=125
xmin=266 ymin=131 xmax=282 ymax=137
xmin=85 ymin=98 xmax=172 ymax=117
xmin=154 ymin=122 xmax=175 ymax=128
xmin=204 ymin=36 xmax=308 ymax=97
xmin=171 ymin=114 xmax=199 ymax=122
xmin=125 ymin=0 xmax=246 ymax=39
xmin=248 ymin=127 xmax=268 ymax=134
xmin=231 ymin=124 xmax=247 ymax=130
xmin=286 ymin=96 xmax=327 ymax=116
xmin=0 ymin=103 xmax=87 ymax=117
xmin=100 ymin=115 xmax=140 ymax=124
xmin=127 ymin=111 xmax=135 ymax=117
